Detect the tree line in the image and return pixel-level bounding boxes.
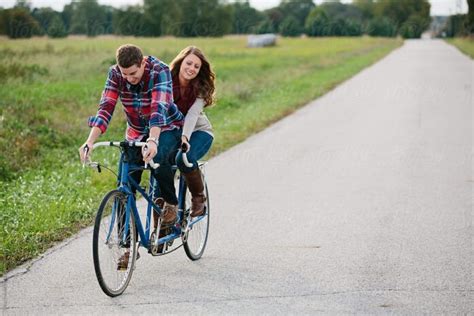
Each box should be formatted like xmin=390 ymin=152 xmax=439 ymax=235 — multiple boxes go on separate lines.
xmin=442 ymin=0 xmax=474 ymax=37
xmin=0 ymin=0 xmax=470 ymax=40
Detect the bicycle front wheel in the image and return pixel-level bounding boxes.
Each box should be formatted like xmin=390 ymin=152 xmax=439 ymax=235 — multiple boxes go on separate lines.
xmin=92 ymin=190 xmax=137 ymax=297
xmin=183 ymin=183 xmax=210 ymax=260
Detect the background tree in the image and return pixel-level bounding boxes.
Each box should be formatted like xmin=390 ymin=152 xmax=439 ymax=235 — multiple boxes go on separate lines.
xmin=0 ymin=8 xmax=7 ymax=35
xmin=444 ymin=14 xmax=467 ymax=37
xmin=102 ymin=5 xmax=114 ymax=35
xmin=143 ymin=0 xmax=164 ymax=36
xmin=326 ymin=18 xmax=348 ymax=36
xmin=375 ymin=0 xmax=430 ymax=37
xmin=353 ymin=0 xmax=375 ymax=20
xmin=69 ymin=0 xmax=108 ymax=36
xmin=255 ymin=17 xmax=275 ymax=34
xmin=113 ymin=6 xmax=147 ymax=36
xmin=47 ymin=14 xmax=67 ymax=38
xmin=305 ymin=7 xmax=330 ymax=36
xmin=13 ymin=0 xmax=30 ymax=11
xmin=345 ymin=19 xmax=363 ymax=36
xmin=230 ymin=1 xmax=265 ymax=34
xmin=279 ymin=15 xmax=303 ymax=37
xmin=399 ymin=14 xmax=429 ymax=38
xmin=467 ymin=0 xmax=474 ymax=34
xmin=31 ymin=7 xmax=57 ymax=35
xmin=159 ymin=0 xmax=183 ymax=36
xmin=4 ymin=7 xmax=40 ymax=38
xmin=263 ymin=7 xmax=284 ymax=34
xmin=320 ymin=1 xmax=363 ymax=22
xmin=179 ymin=0 xmax=232 ymax=37
xmin=366 ymin=17 xmax=397 ymax=37
xmin=61 ymin=2 xmax=76 ymax=34
xmin=319 ymin=1 xmax=363 ymax=36
xmin=277 ymin=0 xmax=315 ymax=34
xmin=305 ymin=3 xmax=363 ymax=37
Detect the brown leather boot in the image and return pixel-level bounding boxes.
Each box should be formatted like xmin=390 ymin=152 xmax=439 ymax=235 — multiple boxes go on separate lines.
xmin=161 ymin=202 xmax=177 ymax=226
xmin=183 ymin=168 xmax=206 ymax=217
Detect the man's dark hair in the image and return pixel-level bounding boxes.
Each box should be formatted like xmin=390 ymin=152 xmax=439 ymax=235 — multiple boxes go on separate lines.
xmin=116 ymin=44 xmax=143 ymax=68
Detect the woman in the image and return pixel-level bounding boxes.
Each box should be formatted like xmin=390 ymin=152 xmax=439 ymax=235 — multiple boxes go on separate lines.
xmin=154 ymin=46 xmax=215 ymax=222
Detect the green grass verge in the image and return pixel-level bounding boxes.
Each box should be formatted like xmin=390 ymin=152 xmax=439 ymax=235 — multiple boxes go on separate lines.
xmin=446 ymin=37 xmax=474 ymax=58
xmin=0 ymin=36 xmax=402 ymax=275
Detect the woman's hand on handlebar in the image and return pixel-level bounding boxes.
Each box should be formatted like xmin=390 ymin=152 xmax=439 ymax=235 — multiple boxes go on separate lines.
xmin=181 ymin=135 xmax=191 ymax=153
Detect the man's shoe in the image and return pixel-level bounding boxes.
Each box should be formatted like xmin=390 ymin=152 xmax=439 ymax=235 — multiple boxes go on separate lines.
xmin=117 ymin=251 xmax=130 ymax=270
xmin=117 ymin=250 xmax=140 ymax=270
xmin=161 ymin=202 xmax=177 ymax=226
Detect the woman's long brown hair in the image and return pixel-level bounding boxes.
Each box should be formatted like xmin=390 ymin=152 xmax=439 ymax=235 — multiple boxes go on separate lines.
xmin=170 ymin=46 xmax=216 ymax=106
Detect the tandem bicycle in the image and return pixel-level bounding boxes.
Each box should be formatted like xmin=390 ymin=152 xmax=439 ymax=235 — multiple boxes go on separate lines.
xmin=84 ymin=141 xmax=210 ymax=297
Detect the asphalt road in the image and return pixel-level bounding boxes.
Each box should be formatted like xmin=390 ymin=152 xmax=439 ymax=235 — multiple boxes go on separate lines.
xmin=2 ymin=39 xmax=473 ymax=314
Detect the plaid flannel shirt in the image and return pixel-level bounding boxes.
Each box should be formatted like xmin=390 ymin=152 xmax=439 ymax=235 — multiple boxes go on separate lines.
xmin=88 ymin=56 xmax=183 ymax=141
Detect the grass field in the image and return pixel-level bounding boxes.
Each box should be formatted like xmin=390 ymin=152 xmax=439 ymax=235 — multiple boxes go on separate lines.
xmin=0 ymin=35 xmax=402 ymax=275
xmin=446 ymin=37 xmax=474 ymax=58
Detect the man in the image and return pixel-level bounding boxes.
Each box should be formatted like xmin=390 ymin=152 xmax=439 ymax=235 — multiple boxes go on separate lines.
xmin=79 ymin=44 xmax=183 ymax=228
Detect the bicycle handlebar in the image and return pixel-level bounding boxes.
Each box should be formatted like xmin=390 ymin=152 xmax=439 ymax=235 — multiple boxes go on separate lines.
xmin=92 ymin=141 xmax=146 ymax=149
xmin=88 ymin=141 xmax=159 ymax=169
xmin=84 ymin=141 xmax=193 ymax=170
xmin=180 ymin=143 xmax=193 ymax=168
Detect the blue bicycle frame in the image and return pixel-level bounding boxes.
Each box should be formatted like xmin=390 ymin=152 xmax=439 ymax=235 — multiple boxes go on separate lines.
xmin=106 ymin=151 xmax=189 ymax=252
xmin=97 ymin=139 xmax=207 ymax=254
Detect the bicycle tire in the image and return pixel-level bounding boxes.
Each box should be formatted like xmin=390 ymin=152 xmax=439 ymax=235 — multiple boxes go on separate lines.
xmin=92 ymin=190 xmax=137 ymax=297
xmin=183 ymin=183 xmax=210 ymax=260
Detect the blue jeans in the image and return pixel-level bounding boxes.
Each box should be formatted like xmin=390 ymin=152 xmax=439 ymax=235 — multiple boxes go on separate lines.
xmin=152 ymin=129 xmax=182 ymax=205
xmin=176 ymin=131 xmax=213 ymax=173
xmin=152 ymin=131 xmax=213 ymax=201
xmin=129 ymin=129 xmax=181 ymax=205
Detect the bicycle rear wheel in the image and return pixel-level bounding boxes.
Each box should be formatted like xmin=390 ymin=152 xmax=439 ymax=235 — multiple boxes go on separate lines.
xmin=92 ymin=190 xmax=137 ymax=297
xmin=183 ymin=183 xmax=210 ymax=260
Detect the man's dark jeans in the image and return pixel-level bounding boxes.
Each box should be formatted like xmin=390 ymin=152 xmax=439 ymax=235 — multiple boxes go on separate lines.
xmin=128 ymin=129 xmax=181 ymax=205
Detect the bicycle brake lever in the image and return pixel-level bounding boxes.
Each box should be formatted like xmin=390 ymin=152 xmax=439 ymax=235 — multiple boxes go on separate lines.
xmin=87 ymin=161 xmax=101 ymax=173
xmin=82 ymin=144 xmax=92 ymax=169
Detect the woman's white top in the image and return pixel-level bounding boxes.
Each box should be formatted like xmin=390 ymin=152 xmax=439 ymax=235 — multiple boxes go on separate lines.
xmin=182 ymin=97 xmax=214 ymax=139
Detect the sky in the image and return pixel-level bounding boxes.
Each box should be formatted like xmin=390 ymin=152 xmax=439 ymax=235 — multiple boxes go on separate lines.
xmin=0 ymin=0 xmax=469 ymax=16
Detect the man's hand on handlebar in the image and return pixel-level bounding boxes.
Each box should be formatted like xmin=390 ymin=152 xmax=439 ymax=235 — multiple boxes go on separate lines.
xmin=142 ymin=140 xmax=157 ymax=163
xmin=79 ymin=142 xmax=94 ymax=164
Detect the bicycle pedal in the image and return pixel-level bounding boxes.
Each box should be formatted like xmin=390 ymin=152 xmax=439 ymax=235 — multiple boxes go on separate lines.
xmin=160 ymin=221 xmax=177 ymax=229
